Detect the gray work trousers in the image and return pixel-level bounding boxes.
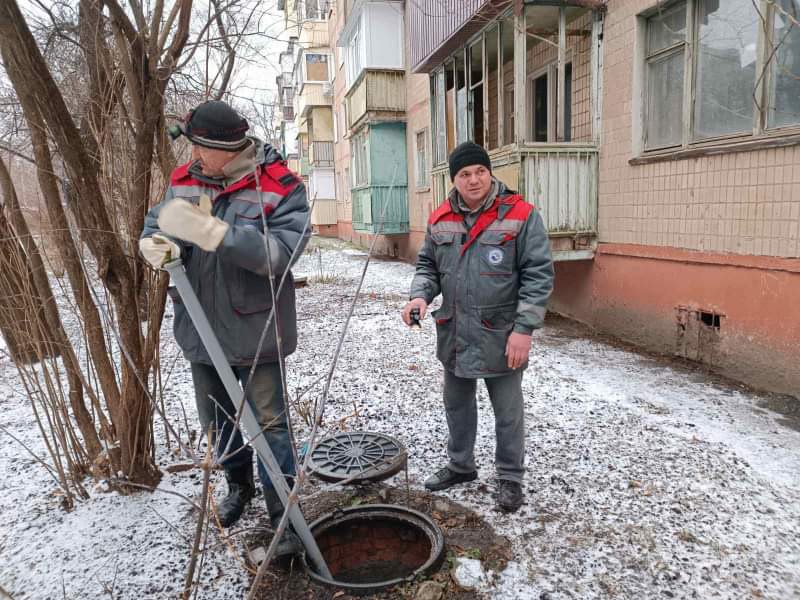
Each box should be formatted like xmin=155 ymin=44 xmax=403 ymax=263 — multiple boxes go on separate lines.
xmin=443 ymin=369 xmax=525 ymax=483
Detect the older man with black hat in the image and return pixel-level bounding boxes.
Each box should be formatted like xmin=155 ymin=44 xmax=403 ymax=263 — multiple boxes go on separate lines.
xmin=139 ymin=100 xmax=309 ymax=557
xmin=402 ymin=141 xmax=554 ymax=512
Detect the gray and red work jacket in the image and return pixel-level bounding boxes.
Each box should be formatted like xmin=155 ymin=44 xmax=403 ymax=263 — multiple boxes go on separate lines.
xmin=409 ymin=180 xmax=554 ymax=378
xmin=141 ymin=139 xmax=310 ymax=366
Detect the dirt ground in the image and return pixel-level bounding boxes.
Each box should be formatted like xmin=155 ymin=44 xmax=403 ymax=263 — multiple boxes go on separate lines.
xmin=246 ymin=479 xmax=513 ymax=600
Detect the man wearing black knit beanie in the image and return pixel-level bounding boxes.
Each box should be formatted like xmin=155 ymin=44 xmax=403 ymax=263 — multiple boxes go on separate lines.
xmin=139 ymin=100 xmax=309 ymax=558
xmin=403 ymin=141 xmax=554 ymax=512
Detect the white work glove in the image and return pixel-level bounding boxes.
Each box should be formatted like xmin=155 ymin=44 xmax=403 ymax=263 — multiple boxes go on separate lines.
xmin=157 ymin=195 xmax=229 ymax=252
xmin=139 ymin=233 xmax=181 ymax=269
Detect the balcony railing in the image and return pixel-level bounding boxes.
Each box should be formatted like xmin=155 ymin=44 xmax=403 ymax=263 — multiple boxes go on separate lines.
xmin=309 ymin=141 xmax=334 ymax=167
xmin=521 ymin=145 xmax=597 ymax=235
xmin=431 ymin=144 xmax=598 ymax=239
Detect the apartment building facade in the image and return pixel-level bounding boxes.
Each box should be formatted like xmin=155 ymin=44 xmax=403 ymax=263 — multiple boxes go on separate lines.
xmin=314 ymin=0 xmax=800 ymax=398
xmin=279 ymin=0 xmax=338 ymax=235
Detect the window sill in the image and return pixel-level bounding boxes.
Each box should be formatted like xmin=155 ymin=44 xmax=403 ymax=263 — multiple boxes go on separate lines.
xmin=630 ymin=132 xmax=800 ymax=166
xmin=415 ymin=186 xmax=431 ymax=193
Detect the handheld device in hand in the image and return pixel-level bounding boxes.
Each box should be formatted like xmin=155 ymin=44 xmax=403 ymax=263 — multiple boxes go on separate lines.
xmin=409 ymin=307 xmax=421 ymax=328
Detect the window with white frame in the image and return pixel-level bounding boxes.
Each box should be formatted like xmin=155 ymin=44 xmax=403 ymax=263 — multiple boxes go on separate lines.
xmin=346 ymin=23 xmax=363 ymax=87
xmin=642 ymin=0 xmax=800 ymax=152
xmin=415 ymin=130 xmax=429 ymax=188
xmin=351 ymin=129 xmax=369 ymax=187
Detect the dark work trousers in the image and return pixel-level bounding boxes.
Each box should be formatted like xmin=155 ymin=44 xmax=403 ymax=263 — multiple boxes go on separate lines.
xmin=443 ymin=369 xmax=525 ymax=483
xmin=190 ymin=361 xmax=294 ymax=490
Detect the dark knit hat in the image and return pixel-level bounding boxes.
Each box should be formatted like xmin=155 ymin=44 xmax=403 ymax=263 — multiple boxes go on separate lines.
xmin=182 ymin=101 xmax=250 ymax=151
xmin=448 ymin=141 xmax=492 ymax=180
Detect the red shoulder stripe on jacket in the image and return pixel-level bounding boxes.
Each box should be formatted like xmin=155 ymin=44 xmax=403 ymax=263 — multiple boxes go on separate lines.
xmin=170 ymin=161 xmax=194 ymax=185
xmin=502 ymin=197 xmax=534 ymax=222
xmin=429 ymin=201 xmax=462 ymax=225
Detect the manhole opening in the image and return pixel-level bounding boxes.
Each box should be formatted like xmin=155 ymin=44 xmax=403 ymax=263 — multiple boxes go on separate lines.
xmin=305 ymin=505 xmax=445 ymax=594
xmin=315 ymin=517 xmax=431 ymax=583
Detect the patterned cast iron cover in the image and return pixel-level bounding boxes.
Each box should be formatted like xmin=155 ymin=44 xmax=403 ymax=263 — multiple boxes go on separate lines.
xmin=308 ymin=431 xmax=406 ymax=484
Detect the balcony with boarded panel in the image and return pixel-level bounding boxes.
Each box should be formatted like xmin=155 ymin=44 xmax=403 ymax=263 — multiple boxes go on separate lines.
xmin=345 ymin=69 xmax=406 ymax=130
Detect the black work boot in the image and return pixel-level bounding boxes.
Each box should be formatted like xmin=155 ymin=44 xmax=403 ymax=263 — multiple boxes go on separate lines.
xmin=497 ymin=479 xmax=524 ymax=512
xmin=217 ymin=464 xmax=255 ymax=527
xmin=264 ymin=486 xmax=303 ymax=559
xmin=424 ymin=466 xmax=478 ymax=491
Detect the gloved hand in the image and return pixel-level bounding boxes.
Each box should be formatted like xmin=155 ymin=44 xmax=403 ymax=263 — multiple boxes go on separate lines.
xmin=139 ymin=233 xmax=181 ymax=269
xmin=157 ymin=195 xmax=229 ymax=252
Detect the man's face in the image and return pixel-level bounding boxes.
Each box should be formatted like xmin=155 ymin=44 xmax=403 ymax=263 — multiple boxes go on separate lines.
xmin=453 ymin=164 xmax=492 ymax=207
xmin=192 ymin=145 xmax=237 ymax=177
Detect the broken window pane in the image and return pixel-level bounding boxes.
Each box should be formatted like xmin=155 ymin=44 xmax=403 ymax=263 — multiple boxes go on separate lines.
xmin=646 ymin=50 xmax=684 ymax=149
xmin=486 ymin=25 xmax=500 ymax=150
xmin=455 ymin=52 xmax=468 ymax=144
xmin=768 ymin=0 xmax=800 ymax=128
xmin=501 ymin=17 xmax=514 ymax=145
xmin=647 ymin=3 xmax=686 ymax=54
xmin=469 ymin=40 xmax=484 ymax=144
xmin=433 ymin=69 xmax=447 ymax=165
xmin=694 ymin=0 xmax=758 ymax=139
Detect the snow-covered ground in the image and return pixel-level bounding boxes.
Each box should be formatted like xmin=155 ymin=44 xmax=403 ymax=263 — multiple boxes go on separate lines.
xmin=1 ymin=238 xmax=799 ymax=599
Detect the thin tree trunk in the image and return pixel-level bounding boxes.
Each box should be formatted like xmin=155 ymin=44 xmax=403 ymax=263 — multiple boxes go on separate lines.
xmin=0 ymin=211 xmax=40 ymax=364
xmin=0 ymin=153 xmax=103 ymax=458
xmin=18 ymin=102 xmax=118 ymax=443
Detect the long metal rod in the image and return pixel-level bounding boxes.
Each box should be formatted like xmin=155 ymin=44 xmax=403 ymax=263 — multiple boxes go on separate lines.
xmin=163 ymin=259 xmax=331 ymax=579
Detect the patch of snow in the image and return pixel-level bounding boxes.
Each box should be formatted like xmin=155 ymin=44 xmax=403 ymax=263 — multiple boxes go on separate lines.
xmin=452 ymin=557 xmax=488 ymax=591
xmin=1 ymin=242 xmax=799 ymax=599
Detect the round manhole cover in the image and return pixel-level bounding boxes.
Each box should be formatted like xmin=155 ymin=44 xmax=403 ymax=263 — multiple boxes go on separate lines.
xmin=308 ymin=431 xmax=406 ymax=484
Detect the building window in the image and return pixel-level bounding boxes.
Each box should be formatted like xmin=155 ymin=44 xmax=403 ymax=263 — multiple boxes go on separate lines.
xmin=305 ymin=53 xmax=329 ymax=82
xmin=642 ymin=0 xmax=800 ymax=152
xmin=528 ymin=61 xmax=573 ymax=143
xmin=299 ymin=0 xmax=328 ymax=21
xmin=346 ymin=22 xmax=363 ymax=87
xmin=415 ymin=130 xmax=429 ymax=188
xmin=429 ymin=14 xmax=518 ymax=166
xmin=351 ymin=129 xmax=369 ymax=187
xmin=767 ymin=0 xmax=800 ymax=129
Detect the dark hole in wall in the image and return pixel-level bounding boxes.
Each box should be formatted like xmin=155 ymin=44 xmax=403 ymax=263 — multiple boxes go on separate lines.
xmin=698 ymin=311 xmax=721 ymax=329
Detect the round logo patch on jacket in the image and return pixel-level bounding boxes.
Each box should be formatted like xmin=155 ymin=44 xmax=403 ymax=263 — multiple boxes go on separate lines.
xmin=487 ymin=247 xmax=504 ymax=265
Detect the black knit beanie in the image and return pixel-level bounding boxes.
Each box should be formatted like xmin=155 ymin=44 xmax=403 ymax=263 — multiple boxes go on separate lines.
xmin=183 ymin=101 xmax=250 ymax=151
xmin=448 ymin=141 xmax=492 ymax=180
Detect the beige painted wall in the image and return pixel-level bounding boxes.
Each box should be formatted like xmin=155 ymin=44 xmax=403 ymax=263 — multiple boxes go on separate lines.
xmin=601 ymin=0 xmax=800 ymax=258
xmin=310 ymin=107 xmax=334 ymax=141
xmin=329 ymin=1 xmax=352 ymax=224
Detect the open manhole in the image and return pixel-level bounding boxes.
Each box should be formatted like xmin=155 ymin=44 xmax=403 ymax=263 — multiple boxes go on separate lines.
xmin=305 ymin=504 xmax=445 ymax=595
xmin=308 ymin=431 xmax=406 ymax=484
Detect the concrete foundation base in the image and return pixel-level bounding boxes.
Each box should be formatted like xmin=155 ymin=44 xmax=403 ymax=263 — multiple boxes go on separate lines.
xmin=550 ymin=243 xmax=800 ymax=399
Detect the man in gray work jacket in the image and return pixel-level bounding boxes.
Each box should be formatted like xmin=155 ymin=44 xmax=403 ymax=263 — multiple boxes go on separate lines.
xmin=402 ymin=141 xmax=554 ymax=512
xmin=139 ymin=101 xmax=310 ymax=557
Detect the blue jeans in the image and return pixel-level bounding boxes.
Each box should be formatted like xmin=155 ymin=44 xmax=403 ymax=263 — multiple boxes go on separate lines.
xmin=190 ymin=361 xmax=295 ymax=490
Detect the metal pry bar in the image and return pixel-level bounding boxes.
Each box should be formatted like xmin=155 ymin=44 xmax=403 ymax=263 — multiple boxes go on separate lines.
xmin=163 ymin=259 xmax=331 ymax=579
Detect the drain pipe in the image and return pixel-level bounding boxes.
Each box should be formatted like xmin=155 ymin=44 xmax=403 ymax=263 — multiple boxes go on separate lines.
xmin=163 ymin=259 xmax=332 ymax=579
